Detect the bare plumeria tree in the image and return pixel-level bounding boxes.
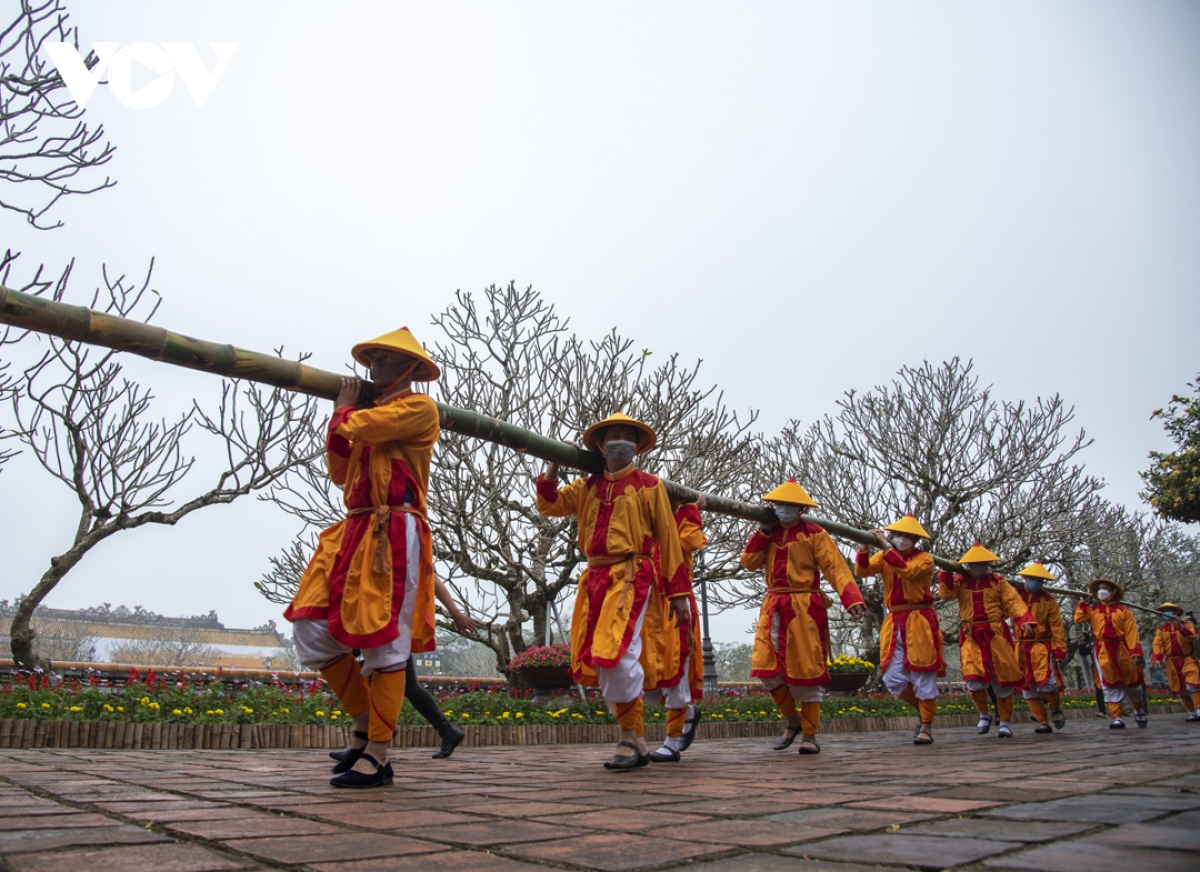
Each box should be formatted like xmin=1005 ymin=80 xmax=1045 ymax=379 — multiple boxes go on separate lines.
xmin=1 ymin=0 xmax=116 ymax=229
xmin=258 ymin=283 xmax=762 ymax=672
xmin=721 ymin=359 xmax=1113 ymax=668
xmin=4 ymin=261 xmax=322 ymax=669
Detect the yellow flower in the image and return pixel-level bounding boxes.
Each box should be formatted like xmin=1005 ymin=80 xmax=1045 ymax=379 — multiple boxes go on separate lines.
xmin=172 ymin=709 xmax=182 ymax=716
xmin=213 ymin=709 xmax=223 ymax=715
xmin=183 ymin=707 xmax=193 ymax=715
xmin=117 ymin=706 xmax=124 ymax=712
xmin=572 ymin=713 xmax=583 ymax=719
xmin=315 ymin=711 xmax=326 ymax=717
xmin=515 ymin=712 xmax=524 ymax=719
xmin=332 ymin=710 xmax=342 ymax=717
xmin=149 ymin=702 xmax=160 ymax=710
xmin=462 ymin=713 xmax=470 ymax=718
xmin=69 ymin=706 xmax=82 ymax=713
xmin=205 ymin=710 xmax=214 ymax=716
xmin=16 ymin=703 xmax=26 ymax=709
xmin=41 ymin=703 xmax=51 ymax=709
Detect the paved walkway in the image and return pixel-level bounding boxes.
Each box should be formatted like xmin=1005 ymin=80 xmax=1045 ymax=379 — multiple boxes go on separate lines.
xmin=1 ymin=714 xmax=1198 ymax=872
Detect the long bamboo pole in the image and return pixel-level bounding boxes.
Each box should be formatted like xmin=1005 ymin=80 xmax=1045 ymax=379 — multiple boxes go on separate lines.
xmin=0 ymin=285 xmax=959 ymax=565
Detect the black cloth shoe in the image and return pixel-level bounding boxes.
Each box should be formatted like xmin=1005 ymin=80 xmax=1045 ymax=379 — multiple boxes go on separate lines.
xmin=330 ymin=753 xmax=394 ymax=789
xmin=648 ymin=746 xmax=681 ymax=762
xmin=603 ymin=741 xmax=650 ymax=770
xmin=677 ymin=706 xmax=702 ymax=752
xmin=330 ymin=731 xmax=369 ymax=773
xmin=773 ymin=726 xmax=800 ymax=750
xmin=432 ymin=725 xmax=464 ymax=759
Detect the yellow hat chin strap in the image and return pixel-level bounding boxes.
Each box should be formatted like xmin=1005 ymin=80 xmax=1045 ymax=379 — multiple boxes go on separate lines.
xmin=375 ymin=360 xmax=419 ymax=398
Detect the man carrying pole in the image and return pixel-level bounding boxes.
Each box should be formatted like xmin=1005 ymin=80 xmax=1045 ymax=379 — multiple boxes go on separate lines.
xmin=1074 ymin=579 xmax=1147 ymax=729
xmin=937 ymin=545 xmax=1035 ymax=739
xmin=535 ymin=413 xmax=691 ymax=770
xmin=284 ymin=328 xmax=441 ymax=788
xmin=855 ymin=515 xmax=943 ymax=746
xmin=1013 ymin=562 xmax=1068 ymax=734
xmin=1150 ymin=603 xmax=1200 ymax=722
xmin=743 ymin=479 xmax=867 ymax=756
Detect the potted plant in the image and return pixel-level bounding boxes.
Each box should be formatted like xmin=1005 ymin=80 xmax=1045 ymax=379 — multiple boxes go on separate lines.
xmin=823 ymin=654 xmax=874 ymax=693
xmin=506 ymin=644 xmax=573 ymax=700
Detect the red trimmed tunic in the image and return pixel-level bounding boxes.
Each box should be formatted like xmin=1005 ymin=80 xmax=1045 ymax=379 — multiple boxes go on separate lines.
xmin=648 ymin=504 xmax=706 ymax=698
xmin=284 ymin=392 xmax=438 ymax=652
xmin=1152 ymin=619 xmax=1199 ymax=693
xmin=855 ymin=549 xmax=943 ymax=674
xmin=937 ymin=572 xmax=1033 ymax=687
xmin=536 ymin=466 xmax=689 ymax=686
xmin=1074 ymin=601 xmax=1143 ymax=688
xmin=743 ymin=520 xmax=865 ymax=686
xmin=1016 ymin=588 xmax=1067 ymax=691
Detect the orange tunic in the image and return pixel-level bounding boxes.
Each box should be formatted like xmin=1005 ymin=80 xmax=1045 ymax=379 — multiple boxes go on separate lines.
xmin=536 ymin=467 xmax=689 ymax=684
xmin=743 ymin=520 xmax=865 ymax=686
xmin=937 ymin=572 xmax=1033 ymax=687
xmin=649 ymin=504 xmax=705 ymax=698
xmin=284 ymin=392 xmax=438 ymax=652
xmin=1151 ymin=619 xmax=1199 ymax=693
xmin=1073 ymin=602 xmax=1143 ymax=688
xmin=1016 ymin=589 xmax=1067 ymax=690
xmin=854 ymin=550 xmax=943 ymax=674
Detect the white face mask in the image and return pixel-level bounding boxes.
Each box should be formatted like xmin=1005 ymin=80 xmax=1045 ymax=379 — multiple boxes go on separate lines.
xmin=772 ymin=503 xmax=801 ymax=525
xmin=1096 ymin=588 xmax=1112 ymax=601
xmin=602 ymin=439 xmax=637 ymax=467
xmin=891 ymin=535 xmax=914 ymax=552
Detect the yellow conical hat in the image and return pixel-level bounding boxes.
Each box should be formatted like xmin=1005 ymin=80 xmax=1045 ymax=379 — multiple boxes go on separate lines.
xmin=351 ymin=327 xmax=440 ymax=381
xmin=582 ymin=412 xmax=657 ymax=454
xmin=1016 ymin=561 xmax=1056 ymax=581
xmin=1088 ymin=577 xmax=1124 ymax=603
xmin=960 ymin=543 xmax=1000 ymax=563
xmin=1157 ymin=602 xmax=1183 ymax=615
xmin=762 ymin=479 xmax=818 ymax=508
xmin=884 ymin=514 xmax=930 ymax=539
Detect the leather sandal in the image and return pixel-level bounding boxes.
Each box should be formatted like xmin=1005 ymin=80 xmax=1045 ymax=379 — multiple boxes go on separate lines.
xmin=1051 ymin=709 xmax=1066 ymax=730
xmin=798 ymin=738 xmax=821 ymax=755
xmin=677 ymin=706 xmax=703 ymax=752
xmin=603 ymin=741 xmax=650 ymax=770
xmin=330 ymin=730 xmax=370 ymax=773
xmin=773 ymin=726 xmax=801 ymax=750
xmin=1034 ymin=722 xmax=1053 ymax=734
xmin=433 ymin=725 xmax=464 ymax=759
xmin=913 ymin=725 xmax=934 ymax=745
xmin=330 ymin=752 xmax=394 ymax=789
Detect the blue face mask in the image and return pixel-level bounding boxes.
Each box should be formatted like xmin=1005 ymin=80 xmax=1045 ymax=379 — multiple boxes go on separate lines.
xmin=1025 ymin=580 xmax=1043 ymax=592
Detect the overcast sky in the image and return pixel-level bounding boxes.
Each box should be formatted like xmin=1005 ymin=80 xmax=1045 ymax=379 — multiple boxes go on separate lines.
xmin=2 ymin=1 xmax=1198 ymax=646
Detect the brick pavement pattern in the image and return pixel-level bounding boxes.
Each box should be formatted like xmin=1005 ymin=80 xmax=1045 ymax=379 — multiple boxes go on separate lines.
xmin=1 ymin=716 xmax=1198 ymax=871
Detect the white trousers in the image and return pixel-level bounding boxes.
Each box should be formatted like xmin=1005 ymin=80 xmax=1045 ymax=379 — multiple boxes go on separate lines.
xmin=1021 ymin=661 xmax=1060 ymax=700
xmin=966 ymin=678 xmax=1014 ymax=699
xmin=292 ymin=512 xmax=420 ymax=678
xmin=643 ymin=653 xmax=693 ymax=710
xmin=882 ymin=630 xmax=938 ymax=700
xmin=759 ymin=674 xmax=824 ymax=703
xmin=596 ymin=593 xmax=650 ymax=705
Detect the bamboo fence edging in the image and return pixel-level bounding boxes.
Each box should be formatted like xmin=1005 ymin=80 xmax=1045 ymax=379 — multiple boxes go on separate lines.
xmin=0 ymin=705 xmax=1185 ymax=750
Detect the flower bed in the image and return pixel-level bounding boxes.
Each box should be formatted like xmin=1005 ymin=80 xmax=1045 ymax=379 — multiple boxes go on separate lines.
xmin=0 ymin=669 xmax=1181 ymax=728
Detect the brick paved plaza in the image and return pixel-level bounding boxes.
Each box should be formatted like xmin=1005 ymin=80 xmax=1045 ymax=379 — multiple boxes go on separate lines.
xmin=1 ymin=716 xmax=1198 ymax=872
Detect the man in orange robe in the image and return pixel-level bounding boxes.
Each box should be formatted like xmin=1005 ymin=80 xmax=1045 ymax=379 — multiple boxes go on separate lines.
xmin=536 ymin=412 xmax=691 ymax=770
xmin=743 ymin=479 xmax=866 ymax=756
xmin=645 ymin=497 xmax=707 ymax=762
xmin=1074 ymin=578 xmax=1147 ymax=729
xmin=855 ymin=515 xmax=942 ymax=745
xmin=1013 ymin=562 xmax=1068 ymax=734
xmin=285 ymin=328 xmax=440 ymax=788
xmin=937 ymin=544 xmax=1034 ymax=739
xmin=1151 ymin=602 xmax=1200 ymax=722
